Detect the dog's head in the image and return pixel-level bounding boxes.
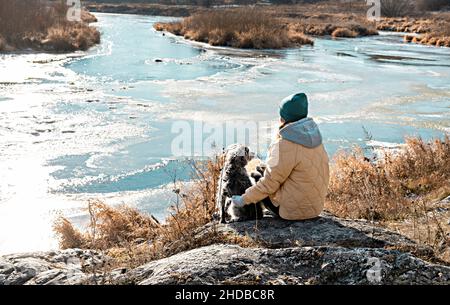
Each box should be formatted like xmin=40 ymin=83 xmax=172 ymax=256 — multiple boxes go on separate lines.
xmin=224 ymin=144 xmax=253 ymax=168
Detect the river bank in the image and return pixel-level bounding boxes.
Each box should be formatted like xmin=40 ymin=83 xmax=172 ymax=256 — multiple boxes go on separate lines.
xmin=0 ymin=2 xmax=100 ymax=53
xmin=377 ymin=12 xmax=450 ymax=47
xmin=86 ymin=2 xmax=450 ymax=49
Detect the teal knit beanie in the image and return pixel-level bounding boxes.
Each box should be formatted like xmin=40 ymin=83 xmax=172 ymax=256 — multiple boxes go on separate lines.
xmin=279 ymin=93 xmax=309 ymax=123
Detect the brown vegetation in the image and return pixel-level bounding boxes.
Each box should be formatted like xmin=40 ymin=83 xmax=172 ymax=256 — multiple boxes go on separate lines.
xmin=55 ymin=136 xmax=450 ymax=266
xmin=54 ymin=156 xmax=255 ymax=268
xmin=326 ymin=136 xmax=450 ymax=262
xmin=93 ymin=1 xmax=450 ymax=49
xmin=153 ymin=2 xmax=383 ymax=49
xmin=331 ymin=28 xmax=359 ymax=38
xmin=377 ymin=13 xmax=450 ymax=47
xmin=154 ymin=8 xmax=313 ymax=49
xmin=288 ymin=18 xmax=378 ymax=38
xmin=0 ymin=0 xmax=100 ymax=52
xmin=326 ymin=136 xmax=450 ymax=220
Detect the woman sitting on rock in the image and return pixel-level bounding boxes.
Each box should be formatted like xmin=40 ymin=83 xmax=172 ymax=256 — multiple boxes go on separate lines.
xmin=232 ymin=93 xmax=330 ymax=220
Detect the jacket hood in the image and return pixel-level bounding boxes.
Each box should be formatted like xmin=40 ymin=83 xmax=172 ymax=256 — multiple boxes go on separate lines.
xmin=279 ymin=118 xmax=323 ymax=148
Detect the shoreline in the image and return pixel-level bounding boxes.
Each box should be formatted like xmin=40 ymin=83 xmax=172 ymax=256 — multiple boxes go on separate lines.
xmin=85 ymin=3 xmax=450 ymax=49
xmin=0 ymin=9 xmax=100 ymax=54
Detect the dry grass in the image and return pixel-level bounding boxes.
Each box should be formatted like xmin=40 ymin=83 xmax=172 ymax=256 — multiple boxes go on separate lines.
xmin=326 ymin=136 xmax=450 ymax=221
xmin=154 ymin=4 xmax=381 ymax=48
xmin=410 ymin=32 xmax=450 ymax=47
xmin=331 ymin=28 xmax=359 ymax=38
xmin=0 ymin=0 xmax=99 ymax=52
xmin=385 ymin=198 xmax=450 ymax=263
xmin=377 ymin=13 xmax=450 ymax=47
xmin=154 ymin=8 xmax=313 ymax=49
xmin=326 ymin=136 xmax=450 ymax=262
xmin=54 ymin=155 xmax=256 ymax=268
xmin=55 ymin=136 xmax=449 ymax=267
xmin=43 ymin=23 xmax=101 ymax=52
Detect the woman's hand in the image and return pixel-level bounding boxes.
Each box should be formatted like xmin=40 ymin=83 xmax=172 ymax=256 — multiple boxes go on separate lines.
xmin=231 ymin=195 xmax=245 ymax=207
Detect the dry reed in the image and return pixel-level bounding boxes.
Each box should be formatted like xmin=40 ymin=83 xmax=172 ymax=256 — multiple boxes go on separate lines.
xmin=155 ymin=8 xmax=314 ymax=49
xmin=0 ymin=0 xmax=99 ymax=52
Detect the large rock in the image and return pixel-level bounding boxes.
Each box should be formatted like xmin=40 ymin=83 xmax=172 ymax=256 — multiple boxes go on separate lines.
xmin=115 ymin=244 xmax=450 ymax=285
xmin=211 ymin=212 xmax=423 ymax=250
xmin=0 ymin=249 xmax=105 ymax=285
xmin=1 ymin=213 xmax=449 ymax=285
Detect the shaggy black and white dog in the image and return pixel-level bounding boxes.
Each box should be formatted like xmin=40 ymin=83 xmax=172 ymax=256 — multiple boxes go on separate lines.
xmin=215 ymin=144 xmax=263 ymax=223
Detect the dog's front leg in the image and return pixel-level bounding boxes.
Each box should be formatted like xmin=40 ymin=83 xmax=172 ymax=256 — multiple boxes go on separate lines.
xmin=219 ymin=195 xmax=227 ymax=224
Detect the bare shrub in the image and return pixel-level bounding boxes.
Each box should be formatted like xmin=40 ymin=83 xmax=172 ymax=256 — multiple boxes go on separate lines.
xmin=381 ymin=0 xmax=412 ymax=17
xmin=53 ymin=217 xmax=86 ymax=249
xmin=385 ymin=137 xmax=450 ymax=194
xmin=416 ymin=0 xmax=450 ymax=11
xmin=54 ymin=200 xmax=161 ymax=250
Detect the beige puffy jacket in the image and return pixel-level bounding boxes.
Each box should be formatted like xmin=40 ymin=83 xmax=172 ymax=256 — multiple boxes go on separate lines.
xmin=242 ymin=118 xmax=329 ymax=220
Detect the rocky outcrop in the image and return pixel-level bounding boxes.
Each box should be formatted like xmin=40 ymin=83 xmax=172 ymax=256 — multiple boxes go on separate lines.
xmin=113 ymin=244 xmax=449 ymax=285
xmin=1 ymin=213 xmax=449 ymax=285
xmin=212 ymin=212 xmax=422 ymax=250
xmin=0 ymin=249 xmax=105 ymax=285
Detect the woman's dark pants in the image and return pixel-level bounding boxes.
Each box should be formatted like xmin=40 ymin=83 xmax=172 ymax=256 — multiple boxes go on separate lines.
xmin=262 ymin=197 xmax=280 ymax=216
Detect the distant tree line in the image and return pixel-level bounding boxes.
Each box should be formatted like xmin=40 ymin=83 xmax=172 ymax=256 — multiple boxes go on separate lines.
xmin=85 ymin=0 xmax=450 ymax=11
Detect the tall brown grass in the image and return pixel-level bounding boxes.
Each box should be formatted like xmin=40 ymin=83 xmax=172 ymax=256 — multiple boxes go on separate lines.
xmin=54 ymin=156 xmax=254 ymax=268
xmin=154 ymin=8 xmax=313 ymax=49
xmin=327 ymin=136 xmax=450 ymax=262
xmin=0 ymin=0 xmax=99 ymax=52
xmin=44 ymin=23 xmax=101 ymax=51
xmin=287 ymin=15 xmax=378 ymax=38
xmin=326 ymin=136 xmax=450 ymax=220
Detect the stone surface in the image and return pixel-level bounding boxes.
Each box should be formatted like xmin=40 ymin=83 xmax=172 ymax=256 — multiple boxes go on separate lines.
xmin=213 ymin=212 xmax=419 ymax=249
xmin=0 ymin=249 xmax=105 ymax=285
xmin=116 ymin=244 xmax=450 ymax=285
xmin=1 ymin=213 xmax=449 ymax=285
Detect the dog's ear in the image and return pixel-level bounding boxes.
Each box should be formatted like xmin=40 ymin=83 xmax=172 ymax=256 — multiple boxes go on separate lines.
xmin=251 ymin=171 xmax=262 ymax=182
xmin=256 ymin=165 xmax=266 ymax=175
